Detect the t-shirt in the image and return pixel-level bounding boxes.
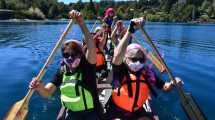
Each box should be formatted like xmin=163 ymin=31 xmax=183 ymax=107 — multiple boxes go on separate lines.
xmin=112 ymin=63 xmax=165 ymax=89
xmin=51 ymin=56 xmax=100 ymax=112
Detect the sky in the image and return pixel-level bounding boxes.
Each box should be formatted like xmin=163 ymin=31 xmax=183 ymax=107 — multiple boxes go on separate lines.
xmin=58 ymin=0 xmax=130 ymax=4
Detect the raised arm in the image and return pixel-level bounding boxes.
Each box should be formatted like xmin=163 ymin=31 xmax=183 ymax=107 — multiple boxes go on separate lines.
xmin=98 ymin=24 xmax=108 ymax=52
xmin=112 ymin=18 xmax=145 ymax=65
xmin=69 ymin=10 xmax=96 ymax=64
xmin=110 ymin=21 xmax=119 ymax=45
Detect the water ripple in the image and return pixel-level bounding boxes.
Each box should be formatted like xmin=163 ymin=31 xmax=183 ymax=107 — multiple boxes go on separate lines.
xmin=0 ymin=22 xmax=215 ymax=120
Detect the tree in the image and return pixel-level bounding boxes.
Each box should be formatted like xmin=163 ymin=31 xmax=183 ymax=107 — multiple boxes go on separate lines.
xmin=160 ymin=0 xmax=177 ymax=12
xmin=200 ymin=0 xmax=214 ymax=17
xmin=187 ymin=0 xmax=204 ymax=6
xmin=48 ymin=4 xmax=59 ymax=18
xmin=0 ymin=0 xmax=7 ymax=9
xmin=38 ymin=0 xmax=49 ymax=16
xmin=24 ymin=7 xmax=45 ymax=20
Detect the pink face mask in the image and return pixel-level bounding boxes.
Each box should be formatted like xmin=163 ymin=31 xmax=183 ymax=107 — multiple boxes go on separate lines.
xmin=71 ymin=58 xmax=80 ymax=68
xmin=63 ymin=56 xmax=80 ymax=72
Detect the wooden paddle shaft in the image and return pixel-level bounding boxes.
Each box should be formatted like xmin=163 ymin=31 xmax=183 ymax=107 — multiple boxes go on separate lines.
xmin=140 ymin=27 xmax=206 ymax=120
xmin=23 ymin=19 xmax=74 ymax=105
xmin=140 ymin=27 xmax=192 ymax=96
xmin=140 ymin=28 xmax=179 ymax=85
xmin=90 ymin=20 xmax=98 ymax=32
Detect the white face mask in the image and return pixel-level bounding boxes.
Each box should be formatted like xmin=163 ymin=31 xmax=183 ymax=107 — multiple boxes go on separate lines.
xmin=127 ymin=61 xmax=144 ymax=72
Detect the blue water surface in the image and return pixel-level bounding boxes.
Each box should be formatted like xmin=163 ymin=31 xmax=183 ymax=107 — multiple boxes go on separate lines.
xmin=0 ymin=21 xmax=214 ymax=120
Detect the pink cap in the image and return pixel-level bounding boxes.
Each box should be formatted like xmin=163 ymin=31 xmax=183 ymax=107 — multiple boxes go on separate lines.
xmin=105 ymin=7 xmax=115 ymax=16
xmin=125 ymin=43 xmax=146 ymax=58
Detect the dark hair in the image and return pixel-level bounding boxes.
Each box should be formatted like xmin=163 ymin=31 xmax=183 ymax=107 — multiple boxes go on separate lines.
xmin=61 ymin=41 xmax=83 ymax=58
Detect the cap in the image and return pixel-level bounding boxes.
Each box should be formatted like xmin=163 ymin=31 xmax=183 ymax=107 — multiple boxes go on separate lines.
xmin=125 ymin=43 xmax=146 ymax=59
xmin=105 ymin=7 xmax=115 ymax=16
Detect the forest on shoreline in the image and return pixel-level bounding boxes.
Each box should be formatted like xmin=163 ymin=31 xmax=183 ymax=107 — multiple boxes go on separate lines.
xmin=0 ymin=0 xmax=215 ymax=23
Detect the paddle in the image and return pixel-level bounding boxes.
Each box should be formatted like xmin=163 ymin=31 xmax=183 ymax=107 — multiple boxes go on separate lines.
xmin=140 ymin=27 xmax=207 ymax=120
xmin=132 ymin=35 xmax=165 ymax=73
xmin=90 ymin=20 xmax=98 ymax=32
xmin=4 ymin=19 xmax=74 ymax=120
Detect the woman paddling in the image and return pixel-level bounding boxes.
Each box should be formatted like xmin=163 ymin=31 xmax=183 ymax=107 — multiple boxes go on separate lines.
xmin=92 ymin=25 xmax=109 ymax=82
xmin=103 ymin=17 xmax=183 ymax=120
xmin=98 ymin=7 xmax=117 ymax=36
xmin=29 ymin=10 xmax=101 ymax=120
xmin=98 ymin=7 xmax=117 ymax=60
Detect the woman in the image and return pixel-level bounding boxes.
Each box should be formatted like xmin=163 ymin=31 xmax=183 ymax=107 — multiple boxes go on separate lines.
xmin=29 ymin=10 xmax=101 ymax=120
xmin=104 ymin=17 xmax=183 ymax=120
xmin=111 ymin=20 xmax=128 ymax=46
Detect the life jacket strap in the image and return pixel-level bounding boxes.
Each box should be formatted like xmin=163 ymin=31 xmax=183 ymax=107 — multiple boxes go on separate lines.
xmin=81 ymin=87 xmax=88 ymax=110
xmin=125 ymin=72 xmax=133 ymax=97
xmin=132 ymin=73 xmax=141 ymax=112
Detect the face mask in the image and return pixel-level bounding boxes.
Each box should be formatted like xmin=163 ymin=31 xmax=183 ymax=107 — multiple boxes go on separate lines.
xmin=63 ymin=56 xmax=80 ymax=72
xmin=128 ymin=61 xmax=144 ymax=72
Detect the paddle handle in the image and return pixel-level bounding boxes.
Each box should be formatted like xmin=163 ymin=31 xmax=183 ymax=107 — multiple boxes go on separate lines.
xmin=24 ymin=19 xmax=74 ymax=103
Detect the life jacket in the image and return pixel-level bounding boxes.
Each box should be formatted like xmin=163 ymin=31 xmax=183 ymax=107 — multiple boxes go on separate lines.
xmin=94 ymin=36 xmax=106 ymax=69
xmin=60 ymin=65 xmax=94 ymax=112
xmin=112 ymin=70 xmax=150 ymax=112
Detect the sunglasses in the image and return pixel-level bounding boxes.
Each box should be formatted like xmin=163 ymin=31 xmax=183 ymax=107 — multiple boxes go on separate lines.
xmin=129 ymin=57 xmax=145 ymax=63
xmin=63 ymin=52 xmax=75 ymax=59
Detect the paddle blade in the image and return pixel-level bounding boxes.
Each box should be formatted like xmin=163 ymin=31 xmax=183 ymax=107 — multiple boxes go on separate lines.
xmin=181 ymin=92 xmax=207 ymax=120
xmin=4 ymin=99 xmax=28 ymax=120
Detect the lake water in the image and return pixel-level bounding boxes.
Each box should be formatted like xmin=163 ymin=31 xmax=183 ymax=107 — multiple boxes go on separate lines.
xmin=0 ymin=21 xmax=214 ymax=120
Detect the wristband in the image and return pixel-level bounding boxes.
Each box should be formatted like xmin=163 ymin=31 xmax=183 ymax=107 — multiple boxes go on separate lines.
xmin=128 ymin=21 xmax=136 ymax=33
xmin=170 ymin=81 xmax=175 ymax=87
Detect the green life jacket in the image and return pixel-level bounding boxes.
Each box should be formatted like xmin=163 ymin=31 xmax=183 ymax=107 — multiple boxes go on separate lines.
xmin=60 ymin=66 xmax=94 ymax=111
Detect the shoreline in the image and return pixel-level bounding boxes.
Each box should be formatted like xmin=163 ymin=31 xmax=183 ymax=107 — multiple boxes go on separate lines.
xmin=1 ymin=19 xmax=215 ymax=25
